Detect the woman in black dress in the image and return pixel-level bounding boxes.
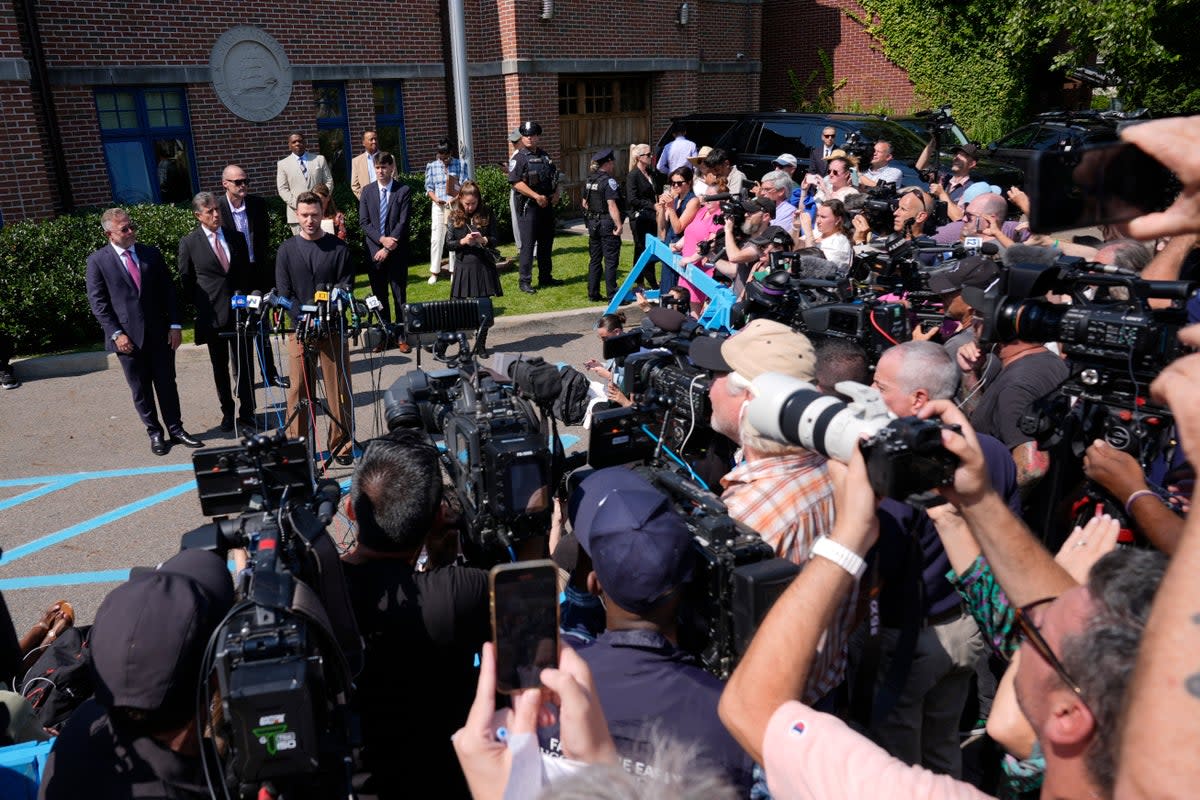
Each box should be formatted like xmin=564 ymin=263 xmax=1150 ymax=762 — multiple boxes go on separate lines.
xmin=446 ymin=180 xmax=501 ymax=352
xmin=625 ymin=143 xmax=659 ymax=288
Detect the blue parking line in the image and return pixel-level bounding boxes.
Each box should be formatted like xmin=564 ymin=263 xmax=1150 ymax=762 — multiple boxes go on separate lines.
xmin=0 ymin=480 xmax=197 ymax=566
xmin=0 ymin=568 xmax=133 ymax=591
xmin=0 ymin=480 xmax=76 ymax=512
xmin=0 ymin=463 xmax=194 ymax=488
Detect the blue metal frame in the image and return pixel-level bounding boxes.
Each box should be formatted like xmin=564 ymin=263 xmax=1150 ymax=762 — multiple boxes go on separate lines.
xmin=606 ymin=235 xmax=737 ymax=331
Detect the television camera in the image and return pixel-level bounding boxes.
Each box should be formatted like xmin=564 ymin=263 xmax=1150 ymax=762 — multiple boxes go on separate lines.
xmin=183 ymin=431 xmax=363 ymax=800
xmin=383 ymin=298 xmax=576 ymax=563
xmin=965 ymin=254 xmax=1197 ymax=467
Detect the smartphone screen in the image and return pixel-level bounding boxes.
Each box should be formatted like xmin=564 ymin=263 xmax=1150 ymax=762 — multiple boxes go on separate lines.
xmin=490 ymin=560 xmax=559 ymax=693
xmin=1028 ymin=141 xmax=1178 ymax=233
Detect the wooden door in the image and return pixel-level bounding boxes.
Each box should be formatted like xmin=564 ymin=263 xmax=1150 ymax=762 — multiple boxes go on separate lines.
xmin=558 ymin=75 xmax=652 ymax=209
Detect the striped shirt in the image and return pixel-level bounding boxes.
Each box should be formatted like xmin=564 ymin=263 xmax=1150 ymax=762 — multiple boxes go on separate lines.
xmin=721 ymin=451 xmax=855 ymax=703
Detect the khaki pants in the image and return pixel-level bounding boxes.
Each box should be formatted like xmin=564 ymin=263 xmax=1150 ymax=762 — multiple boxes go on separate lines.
xmin=285 ymin=333 xmax=353 ymax=457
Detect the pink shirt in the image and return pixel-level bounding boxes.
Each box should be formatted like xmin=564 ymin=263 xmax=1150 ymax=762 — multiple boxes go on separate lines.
xmin=763 ymin=701 xmax=996 ymax=800
xmin=678 ymin=204 xmax=723 ymax=303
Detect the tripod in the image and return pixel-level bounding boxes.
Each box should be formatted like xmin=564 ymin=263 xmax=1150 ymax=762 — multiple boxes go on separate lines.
xmin=282 ymin=322 xmax=363 ymax=470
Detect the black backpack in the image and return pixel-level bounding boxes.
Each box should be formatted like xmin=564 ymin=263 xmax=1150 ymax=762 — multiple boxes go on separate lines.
xmin=19 ymin=625 xmax=94 ymax=732
xmin=553 ymin=365 xmax=591 ymax=427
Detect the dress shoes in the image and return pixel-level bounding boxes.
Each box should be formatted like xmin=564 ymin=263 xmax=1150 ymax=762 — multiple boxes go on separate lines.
xmin=149 ymin=432 xmax=170 ymax=457
xmin=519 ymin=284 xmax=537 ymax=295
xmin=219 ymin=413 xmax=235 ymax=432
xmin=396 ymin=341 xmax=412 ymax=354
xmin=540 ymin=277 xmax=565 ymax=287
xmin=371 ymin=339 xmax=388 ymax=354
xmin=272 ymin=376 xmax=291 ymax=389
xmin=169 ymin=429 xmax=204 ymax=448
xmin=334 ymin=454 xmax=355 ymax=466
xmin=237 ymin=418 xmax=257 ymax=437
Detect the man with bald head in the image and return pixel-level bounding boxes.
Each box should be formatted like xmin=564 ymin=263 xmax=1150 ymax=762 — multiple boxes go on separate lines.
xmin=220 ymin=163 xmax=287 ymax=389
xmin=933 ymin=190 xmax=1025 ymax=246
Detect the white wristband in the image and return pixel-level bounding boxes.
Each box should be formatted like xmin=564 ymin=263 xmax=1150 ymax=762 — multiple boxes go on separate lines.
xmin=810 ymin=536 xmax=866 ymax=580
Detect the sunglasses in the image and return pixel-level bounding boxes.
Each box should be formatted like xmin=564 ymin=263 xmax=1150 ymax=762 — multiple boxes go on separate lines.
xmin=115 ymin=223 xmax=138 ymax=233
xmin=226 ymin=178 xmax=247 ymax=186
xmin=823 ymin=133 xmax=836 ymax=138
xmin=828 ymin=170 xmax=845 ymax=176
xmin=1014 ymin=597 xmax=1088 ymax=703
xmin=670 ymin=179 xmax=688 ymax=186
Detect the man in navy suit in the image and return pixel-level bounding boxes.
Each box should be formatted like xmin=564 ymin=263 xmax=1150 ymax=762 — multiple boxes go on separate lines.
xmin=358 ymin=151 xmax=412 ymax=353
xmin=219 ymin=164 xmax=288 ymax=390
xmin=180 ymin=191 xmax=255 ymax=435
xmin=86 ymin=207 xmax=202 ymax=456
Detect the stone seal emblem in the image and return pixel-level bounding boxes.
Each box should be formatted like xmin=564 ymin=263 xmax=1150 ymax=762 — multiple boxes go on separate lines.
xmin=210 ymin=26 xmax=292 ymax=122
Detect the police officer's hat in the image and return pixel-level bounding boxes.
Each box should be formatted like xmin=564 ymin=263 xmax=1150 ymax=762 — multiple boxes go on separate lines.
xmin=592 ymin=147 xmax=615 ymax=165
xmin=519 ymin=121 xmax=542 ymax=137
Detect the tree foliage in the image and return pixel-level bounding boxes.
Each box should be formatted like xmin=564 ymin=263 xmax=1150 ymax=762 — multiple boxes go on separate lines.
xmin=849 ymin=0 xmax=1199 ymax=142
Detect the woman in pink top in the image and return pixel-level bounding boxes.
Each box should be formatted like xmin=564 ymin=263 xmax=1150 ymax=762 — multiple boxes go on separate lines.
xmin=673 ymin=178 xmax=726 ymax=315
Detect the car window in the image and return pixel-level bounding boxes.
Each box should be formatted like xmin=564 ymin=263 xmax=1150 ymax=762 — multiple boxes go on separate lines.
xmin=1029 ymin=125 xmax=1070 ymax=151
xmin=681 ymin=119 xmax=739 ymax=151
xmin=756 ymin=120 xmax=818 ymax=158
xmin=720 ymin=119 xmax=758 ymax=156
xmin=994 ymin=125 xmax=1039 ymax=149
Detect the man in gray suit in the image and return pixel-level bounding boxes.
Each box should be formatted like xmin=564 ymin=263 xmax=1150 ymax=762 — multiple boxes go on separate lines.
xmin=276 ymin=132 xmax=333 ymax=234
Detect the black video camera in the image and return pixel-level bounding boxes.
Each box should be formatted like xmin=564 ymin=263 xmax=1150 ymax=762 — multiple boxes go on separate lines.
xmin=183 ymin=432 xmax=362 ymax=800
xmin=633 ymin=466 xmax=799 ymax=679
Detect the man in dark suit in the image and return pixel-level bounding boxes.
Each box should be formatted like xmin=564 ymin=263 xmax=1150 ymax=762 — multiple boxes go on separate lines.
xmin=180 ymin=191 xmax=256 ymax=435
xmin=811 ymin=126 xmax=839 ymax=176
xmin=219 ymin=164 xmax=288 ymax=390
xmin=86 ymin=207 xmax=203 ymax=456
xmin=358 ymin=151 xmax=412 ymax=353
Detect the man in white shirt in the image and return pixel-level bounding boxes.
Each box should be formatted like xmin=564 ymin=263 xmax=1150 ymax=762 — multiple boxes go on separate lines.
xmin=657 ymin=123 xmax=697 ymax=176
xmin=858 ymin=140 xmax=904 ymax=189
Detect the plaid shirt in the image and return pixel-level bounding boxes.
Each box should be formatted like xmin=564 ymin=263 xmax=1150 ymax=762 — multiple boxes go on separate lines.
xmin=721 ymin=451 xmax=855 ymax=703
xmin=424 ymin=157 xmax=466 ymax=203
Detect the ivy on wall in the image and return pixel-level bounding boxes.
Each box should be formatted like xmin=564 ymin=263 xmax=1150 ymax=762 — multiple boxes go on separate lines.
xmin=848 ymin=0 xmax=1199 ymax=142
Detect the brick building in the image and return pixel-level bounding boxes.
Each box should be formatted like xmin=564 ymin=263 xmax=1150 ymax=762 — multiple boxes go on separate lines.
xmin=0 ymin=0 xmax=914 ymax=223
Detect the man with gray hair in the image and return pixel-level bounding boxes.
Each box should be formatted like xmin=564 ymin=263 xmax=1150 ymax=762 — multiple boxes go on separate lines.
xmin=86 ymin=207 xmax=201 ymax=455
xmin=861 ymin=341 xmax=1019 ymax=777
xmin=691 ymin=320 xmax=849 ymax=704
xmin=757 ymin=169 xmax=798 ymax=229
xmin=178 ymin=191 xmax=255 ymax=435
xmin=720 ymin=397 xmax=1167 ymax=800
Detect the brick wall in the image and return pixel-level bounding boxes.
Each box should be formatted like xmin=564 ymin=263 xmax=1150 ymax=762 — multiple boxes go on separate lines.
xmin=760 ymin=0 xmax=916 ymax=113
xmin=0 ymin=0 xmax=938 ymax=221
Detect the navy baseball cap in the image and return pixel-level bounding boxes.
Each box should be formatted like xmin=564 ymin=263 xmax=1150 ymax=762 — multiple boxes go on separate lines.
xmin=571 ymin=468 xmax=694 ymax=614
xmin=91 ymin=550 xmax=234 ymax=725
xmin=593 ymin=147 xmax=615 ymax=165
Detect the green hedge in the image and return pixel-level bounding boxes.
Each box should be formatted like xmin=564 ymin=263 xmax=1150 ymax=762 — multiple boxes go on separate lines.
xmin=0 ymin=165 xmax=516 ymax=356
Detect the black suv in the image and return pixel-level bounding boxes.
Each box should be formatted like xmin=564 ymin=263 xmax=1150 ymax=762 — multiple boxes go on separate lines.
xmin=985 ymin=111 xmax=1127 ymax=177
xmin=657 ymin=112 xmax=1022 ymax=189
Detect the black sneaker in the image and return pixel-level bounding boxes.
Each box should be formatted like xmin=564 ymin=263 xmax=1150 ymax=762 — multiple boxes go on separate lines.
xmin=0 ymin=369 xmax=18 ymax=390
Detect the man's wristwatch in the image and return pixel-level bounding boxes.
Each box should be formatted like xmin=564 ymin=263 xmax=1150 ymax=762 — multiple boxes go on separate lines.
xmin=810 ymin=536 xmax=867 ymax=579
xmin=111 ymin=330 xmax=124 ymax=342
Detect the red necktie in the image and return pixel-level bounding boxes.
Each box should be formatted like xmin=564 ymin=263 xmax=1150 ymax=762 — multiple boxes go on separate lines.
xmin=211 ymin=232 xmax=230 ymax=272
xmin=122 ymin=249 xmax=141 ymax=291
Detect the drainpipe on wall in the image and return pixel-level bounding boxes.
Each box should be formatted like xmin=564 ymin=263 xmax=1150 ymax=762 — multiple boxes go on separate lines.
xmin=18 ymin=0 xmax=74 ymax=212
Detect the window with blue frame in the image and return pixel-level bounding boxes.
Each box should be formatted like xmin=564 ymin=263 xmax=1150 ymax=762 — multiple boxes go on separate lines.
xmin=313 ymin=82 xmax=351 ymax=183
xmin=95 ymin=87 xmax=196 ymax=205
xmin=372 ymin=82 xmax=409 ymax=172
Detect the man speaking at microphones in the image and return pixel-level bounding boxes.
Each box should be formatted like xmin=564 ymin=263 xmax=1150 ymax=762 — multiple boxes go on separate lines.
xmin=179 ymin=191 xmax=256 ymax=436
xmin=275 ymin=191 xmax=355 ymax=464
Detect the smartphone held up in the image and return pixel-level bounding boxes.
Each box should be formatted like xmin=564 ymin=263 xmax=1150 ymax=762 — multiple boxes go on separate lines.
xmin=490 ymin=560 xmax=560 ymax=693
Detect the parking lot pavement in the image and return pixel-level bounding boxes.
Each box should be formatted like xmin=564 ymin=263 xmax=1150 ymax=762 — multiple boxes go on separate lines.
xmin=0 ymin=305 xmax=614 ymax=631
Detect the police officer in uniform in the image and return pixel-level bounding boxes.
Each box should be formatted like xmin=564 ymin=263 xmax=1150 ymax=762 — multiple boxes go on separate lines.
xmin=584 ymin=148 xmax=623 ymax=302
xmin=508 ymin=121 xmax=561 ymax=294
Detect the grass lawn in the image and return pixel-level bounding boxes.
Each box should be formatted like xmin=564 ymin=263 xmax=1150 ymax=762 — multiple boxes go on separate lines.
xmin=359 ymin=233 xmax=640 ymax=319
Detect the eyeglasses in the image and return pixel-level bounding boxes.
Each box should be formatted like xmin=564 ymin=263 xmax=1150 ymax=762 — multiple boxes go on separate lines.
xmin=225 ymin=178 xmax=247 ymax=186
xmin=1014 ymin=597 xmax=1088 ymax=703
xmin=670 ymin=179 xmax=687 ymax=186
xmin=822 ymin=133 xmax=836 ymax=139
xmin=115 ymin=223 xmax=138 ymax=233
